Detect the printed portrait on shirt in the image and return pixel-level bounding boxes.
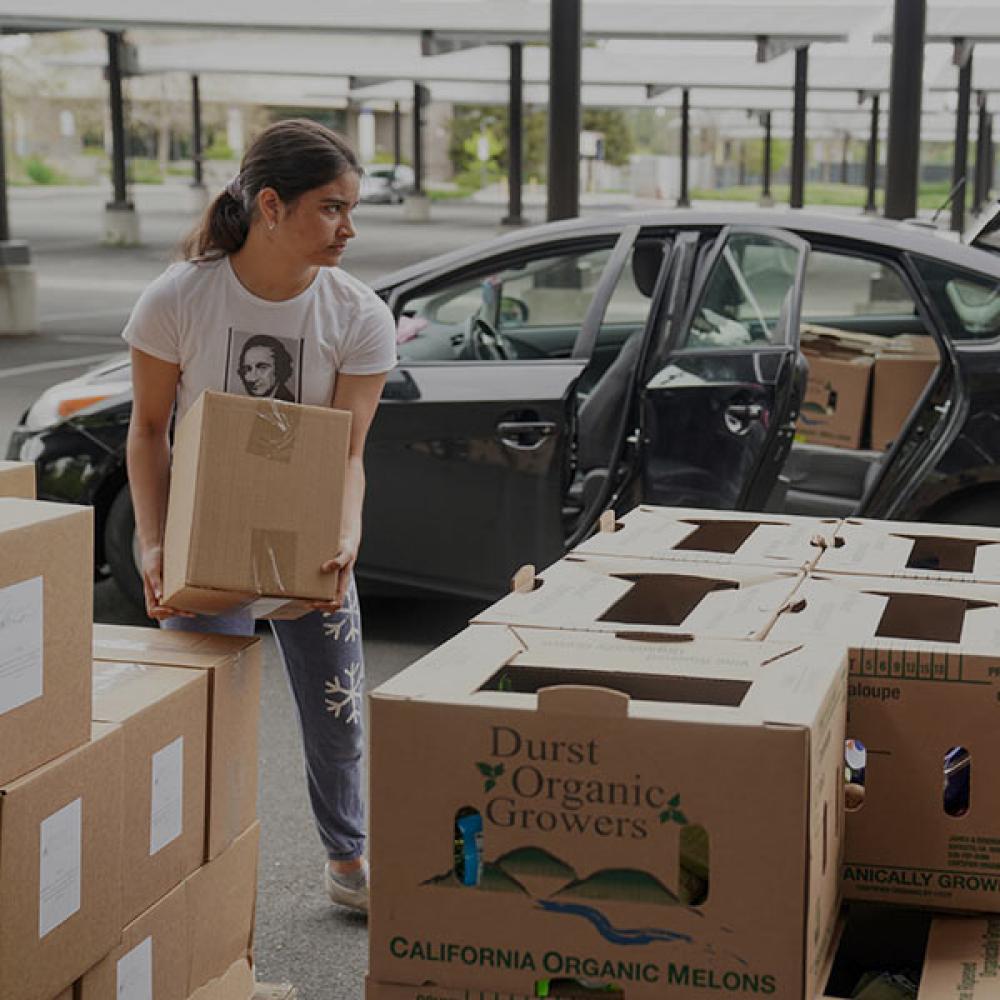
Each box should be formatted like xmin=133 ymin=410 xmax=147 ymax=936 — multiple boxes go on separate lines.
xmin=225 ymin=329 xmax=303 ymax=402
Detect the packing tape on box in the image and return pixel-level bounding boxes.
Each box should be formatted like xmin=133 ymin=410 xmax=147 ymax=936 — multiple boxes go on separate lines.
xmin=92 ymin=660 xmax=150 ymax=696
xmin=250 ymin=527 xmax=297 ymax=594
xmin=246 ymin=400 xmax=300 ymax=464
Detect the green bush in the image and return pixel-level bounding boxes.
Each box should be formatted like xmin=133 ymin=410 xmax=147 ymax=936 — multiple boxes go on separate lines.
xmin=128 ymin=158 xmax=164 ymax=185
xmin=203 ymin=138 xmax=235 ymax=161
xmin=25 ymin=156 xmax=59 ymax=185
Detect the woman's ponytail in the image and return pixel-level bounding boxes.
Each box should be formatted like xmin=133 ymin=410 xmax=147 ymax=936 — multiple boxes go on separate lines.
xmin=182 ymin=186 xmax=250 ymax=261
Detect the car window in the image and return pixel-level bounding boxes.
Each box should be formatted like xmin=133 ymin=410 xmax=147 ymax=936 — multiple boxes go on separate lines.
xmin=681 ymin=232 xmax=801 ymax=349
xmin=912 ymin=256 xmax=1000 ymax=342
xmin=802 ymin=252 xmax=915 ymax=322
xmin=395 ymin=242 xmax=656 ymax=363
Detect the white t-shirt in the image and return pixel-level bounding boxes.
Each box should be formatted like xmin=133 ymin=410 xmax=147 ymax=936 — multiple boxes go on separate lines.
xmin=122 ymin=256 xmax=397 ymax=419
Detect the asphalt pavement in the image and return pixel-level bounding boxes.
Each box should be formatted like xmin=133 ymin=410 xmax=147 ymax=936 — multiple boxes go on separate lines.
xmin=1 ymin=180 xmax=522 ymax=998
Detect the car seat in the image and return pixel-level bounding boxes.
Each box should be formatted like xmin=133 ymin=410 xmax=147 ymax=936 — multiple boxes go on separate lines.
xmin=570 ymin=240 xmax=665 ymax=512
xmin=576 ymin=239 xmax=664 ymax=473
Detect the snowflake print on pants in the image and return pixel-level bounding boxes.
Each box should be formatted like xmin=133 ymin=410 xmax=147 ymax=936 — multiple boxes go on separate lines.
xmin=322 ymin=587 xmax=360 ymax=644
xmin=325 ymin=661 xmax=363 ymax=725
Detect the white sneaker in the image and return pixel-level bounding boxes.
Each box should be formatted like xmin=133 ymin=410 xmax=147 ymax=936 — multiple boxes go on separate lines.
xmin=324 ymin=858 xmax=369 ymax=913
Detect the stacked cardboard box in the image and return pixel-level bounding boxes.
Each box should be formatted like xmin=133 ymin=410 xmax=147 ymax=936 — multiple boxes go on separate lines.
xmin=0 ymin=459 xmax=37 ymax=498
xmin=0 ymin=498 xmax=120 ymax=1000
xmin=92 ymin=625 xmax=262 ymax=861
xmin=84 ymin=624 xmax=264 ymax=999
xmin=368 ymin=628 xmax=847 ymax=1000
xmin=0 ymin=492 xmax=263 ymax=1000
xmin=795 ymin=326 xmax=938 ymax=452
xmin=369 ymin=504 xmax=1000 ymax=999
xmin=77 ymin=823 xmax=259 ymax=1000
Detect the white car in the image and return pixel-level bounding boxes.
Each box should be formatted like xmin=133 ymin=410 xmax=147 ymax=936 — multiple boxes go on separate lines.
xmin=360 ymin=164 xmax=414 ymax=204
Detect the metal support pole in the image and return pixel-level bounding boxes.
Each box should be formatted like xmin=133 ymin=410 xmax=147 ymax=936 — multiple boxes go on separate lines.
xmin=974 ymin=92 xmax=989 ymax=216
xmin=547 ymin=0 xmax=581 ymax=222
xmin=884 ymin=0 xmax=925 ymax=219
xmin=865 ymin=93 xmax=880 ymax=214
xmin=0 ymin=57 xmax=9 ymax=243
xmin=737 ymin=141 xmax=746 ymax=186
xmin=502 ymin=42 xmax=524 ymax=225
xmin=678 ymin=87 xmax=690 ymax=207
xmin=190 ymin=74 xmax=204 ymax=189
xmin=393 ymin=100 xmax=401 ymax=171
xmin=989 ymin=115 xmax=996 ymax=201
xmin=412 ymin=81 xmax=424 ymax=196
xmin=841 ymin=132 xmax=851 ymax=184
xmin=762 ymin=112 xmax=773 ymax=202
xmin=106 ymin=30 xmax=131 ymax=209
xmin=790 ymin=46 xmax=808 ymax=209
xmin=951 ymin=42 xmax=973 ymax=233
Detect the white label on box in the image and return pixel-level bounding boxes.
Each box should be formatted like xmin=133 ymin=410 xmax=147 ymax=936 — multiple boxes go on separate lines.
xmin=0 ymin=576 xmax=43 ymax=716
xmin=149 ymin=736 xmax=184 ymax=856
xmin=116 ymin=935 xmax=153 ymax=1000
xmin=38 ymin=797 xmax=82 ymax=938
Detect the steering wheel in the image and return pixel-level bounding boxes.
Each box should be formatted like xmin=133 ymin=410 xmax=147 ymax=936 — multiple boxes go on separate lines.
xmin=461 ymin=315 xmax=512 ymax=361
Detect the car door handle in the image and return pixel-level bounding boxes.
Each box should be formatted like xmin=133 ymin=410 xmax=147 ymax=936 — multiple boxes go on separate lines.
xmin=724 ymin=402 xmax=764 ymax=435
xmin=496 ymin=420 xmax=558 ymax=450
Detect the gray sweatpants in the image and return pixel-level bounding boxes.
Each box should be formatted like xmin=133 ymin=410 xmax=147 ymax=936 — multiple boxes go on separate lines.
xmin=161 ymin=579 xmax=365 ymax=861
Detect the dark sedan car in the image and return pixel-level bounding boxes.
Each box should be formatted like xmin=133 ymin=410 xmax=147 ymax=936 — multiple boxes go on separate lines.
xmin=9 ymin=208 xmax=1000 ymax=607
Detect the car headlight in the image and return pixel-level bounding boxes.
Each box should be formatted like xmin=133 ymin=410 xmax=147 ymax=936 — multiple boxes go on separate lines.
xmin=24 ymin=383 xmax=130 ymax=431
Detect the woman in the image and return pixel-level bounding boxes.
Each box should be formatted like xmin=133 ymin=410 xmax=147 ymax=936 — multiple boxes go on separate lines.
xmin=123 ymin=119 xmax=396 ymax=913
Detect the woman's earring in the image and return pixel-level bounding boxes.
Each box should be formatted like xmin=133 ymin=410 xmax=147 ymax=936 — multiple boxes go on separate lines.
xmin=268 ymin=220 xmax=275 ymax=231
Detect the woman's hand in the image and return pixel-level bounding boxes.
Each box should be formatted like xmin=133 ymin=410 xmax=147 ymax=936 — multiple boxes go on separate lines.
xmin=140 ymin=545 xmax=195 ymax=621
xmin=310 ymin=535 xmax=359 ymax=612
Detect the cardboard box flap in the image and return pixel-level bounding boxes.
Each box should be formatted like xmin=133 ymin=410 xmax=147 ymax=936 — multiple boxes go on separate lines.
xmin=878 ymin=334 xmax=939 ymax=358
xmin=821 ymin=519 xmax=1000 ymax=581
xmin=820 ymin=911 xmax=1000 ymax=1000
xmin=768 ymin=579 xmax=890 ymax=643
xmin=919 ymin=917 xmax=1000 ymax=999
xmin=91 ymin=659 xmax=205 ymax=722
xmin=186 ymin=959 xmax=254 ymax=1000
xmin=373 ymin=624 xmax=526 ymax=700
xmin=577 ymin=504 xmax=837 ymax=567
xmin=536 ymin=684 xmax=630 ymax=718
xmin=372 ymin=626 xmax=844 ymax=729
xmin=771 ymin=573 xmax=1000 ymax=652
xmin=801 ymin=324 xmax=887 ymax=356
xmin=474 ymin=555 xmax=801 ymax=639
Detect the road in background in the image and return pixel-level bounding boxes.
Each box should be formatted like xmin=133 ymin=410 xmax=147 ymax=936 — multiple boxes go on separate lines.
xmin=1 ymin=182 xmax=544 ymax=445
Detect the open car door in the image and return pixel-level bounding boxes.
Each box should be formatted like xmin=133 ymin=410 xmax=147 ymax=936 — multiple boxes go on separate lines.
xmin=361 ymin=225 xmax=642 ymax=599
xmin=639 ymin=227 xmax=810 ymax=511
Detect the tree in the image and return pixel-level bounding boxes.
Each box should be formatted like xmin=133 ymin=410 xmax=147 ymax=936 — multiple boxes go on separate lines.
xmin=449 ymin=104 xmax=546 ymax=184
xmin=581 ymin=109 xmax=633 ymax=166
